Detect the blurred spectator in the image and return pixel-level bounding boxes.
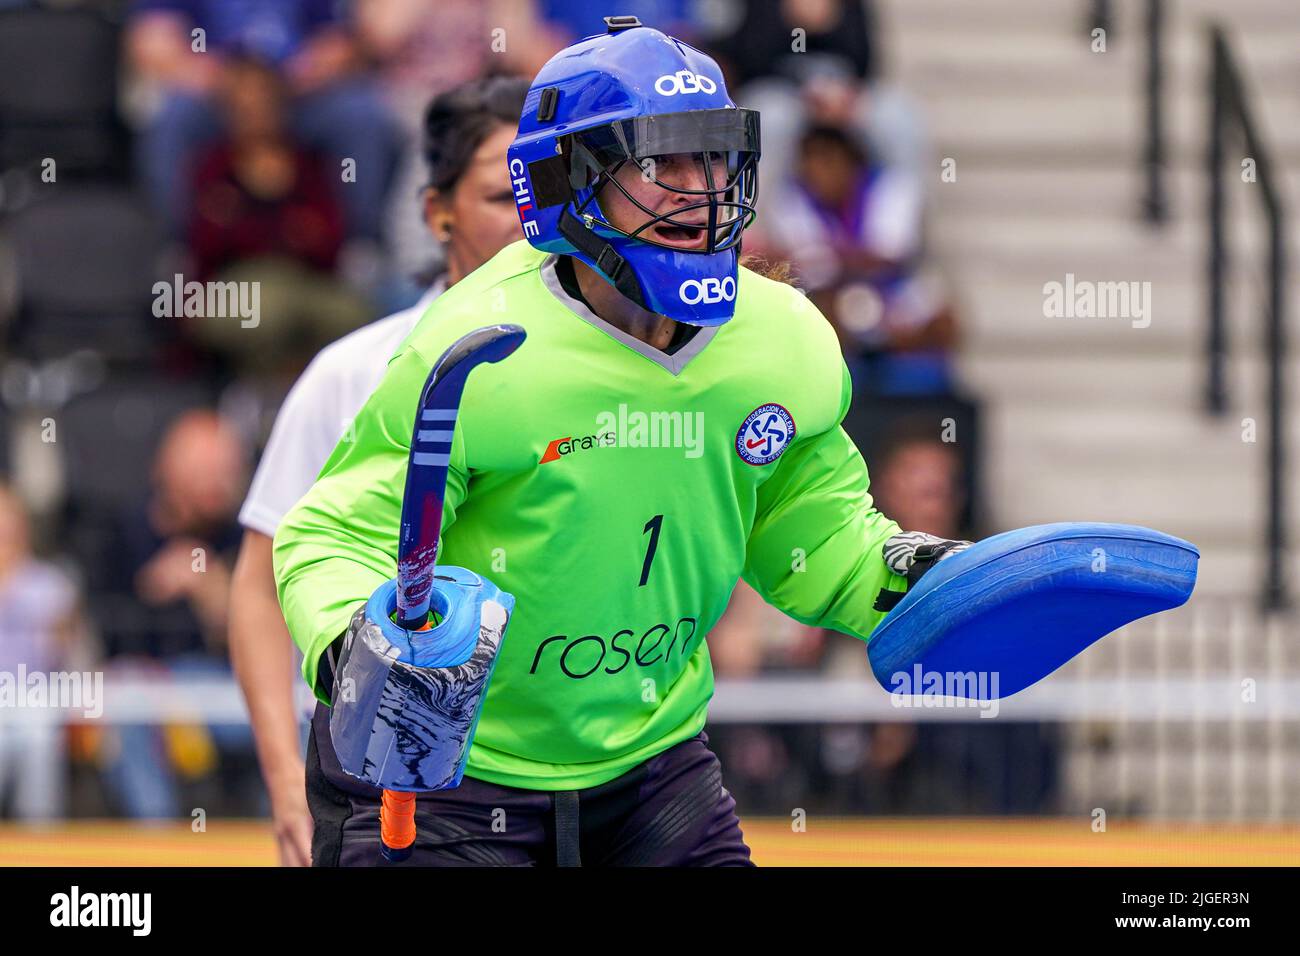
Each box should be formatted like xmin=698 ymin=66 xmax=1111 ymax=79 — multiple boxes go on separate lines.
xmin=711 ymin=0 xmax=931 ymax=246
xmin=869 ymin=415 xmax=970 ymax=539
xmin=535 ymin=1 xmax=705 ymax=44
xmin=0 ymin=485 xmax=83 ymax=820
xmin=126 ymin=0 xmax=405 ymax=247
xmin=99 ymin=409 xmax=246 ymax=661
xmin=93 ymin=410 xmax=254 ymax=818
xmin=781 ymin=124 xmax=958 ymax=397
xmin=190 ymin=55 xmax=344 ymax=280
xmin=713 ymin=0 xmax=877 ymax=91
xmin=357 ymin=0 xmax=557 ymax=107
xmin=185 ymin=53 xmax=371 ymax=379
xmin=353 ymin=0 xmax=559 ymax=289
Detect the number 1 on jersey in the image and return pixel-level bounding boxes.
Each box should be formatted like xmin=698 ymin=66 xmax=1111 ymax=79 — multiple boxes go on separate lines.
xmin=640 ymin=514 xmax=663 ymax=587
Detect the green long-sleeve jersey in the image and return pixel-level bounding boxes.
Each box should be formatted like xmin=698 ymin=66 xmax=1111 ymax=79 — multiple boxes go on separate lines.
xmin=273 ymin=240 xmax=906 ymax=790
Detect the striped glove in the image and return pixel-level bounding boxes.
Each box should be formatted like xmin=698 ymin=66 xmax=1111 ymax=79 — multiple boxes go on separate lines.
xmin=874 ymin=531 xmax=974 ymax=612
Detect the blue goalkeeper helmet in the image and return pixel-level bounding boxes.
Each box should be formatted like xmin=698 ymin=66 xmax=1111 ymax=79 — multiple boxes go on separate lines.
xmin=507 ymin=15 xmax=760 ymax=326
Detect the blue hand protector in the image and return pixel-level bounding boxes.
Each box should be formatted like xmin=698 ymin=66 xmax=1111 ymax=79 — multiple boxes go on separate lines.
xmin=867 ymin=522 xmax=1199 ymax=700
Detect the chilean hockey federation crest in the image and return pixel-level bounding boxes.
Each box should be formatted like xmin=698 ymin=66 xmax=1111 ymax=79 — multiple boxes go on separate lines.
xmin=735 ymin=404 xmax=795 ymax=465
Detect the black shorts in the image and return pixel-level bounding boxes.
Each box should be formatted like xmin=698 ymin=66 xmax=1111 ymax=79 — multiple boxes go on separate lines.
xmin=306 ymin=703 xmax=754 ymax=867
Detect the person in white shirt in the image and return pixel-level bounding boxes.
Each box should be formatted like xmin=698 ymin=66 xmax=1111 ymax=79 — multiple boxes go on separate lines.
xmin=0 ymin=485 xmax=83 ymax=821
xmin=227 ymin=76 xmax=528 ymax=866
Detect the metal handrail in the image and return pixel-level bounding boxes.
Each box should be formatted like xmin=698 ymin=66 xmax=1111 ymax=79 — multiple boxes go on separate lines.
xmin=1142 ymin=0 xmax=1168 ymax=222
xmin=1206 ymin=24 xmax=1289 ymax=610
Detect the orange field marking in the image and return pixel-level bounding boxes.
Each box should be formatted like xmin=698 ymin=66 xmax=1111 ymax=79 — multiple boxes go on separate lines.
xmin=744 ymin=819 xmax=1300 ymax=866
xmin=1 ymin=819 xmax=1296 ymax=866
xmin=0 ymin=822 xmax=279 ymax=867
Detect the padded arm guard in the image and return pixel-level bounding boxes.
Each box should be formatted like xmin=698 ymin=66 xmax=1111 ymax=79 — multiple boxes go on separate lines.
xmin=327 ymin=566 xmax=514 ymax=792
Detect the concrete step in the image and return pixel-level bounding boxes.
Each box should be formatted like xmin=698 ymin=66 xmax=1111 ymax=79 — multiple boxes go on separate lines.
xmin=928 ymin=162 xmax=1300 ymax=222
xmin=933 ymin=210 xmax=1300 ymax=269
xmin=880 ymin=0 xmax=1300 ymax=109
xmin=889 ymin=26 xmax=1300 ymax=97
xmin=915 ymin=90 xmax=1300 ymax=163
xmin=881 ymin=0 xmax=1300 ymax=33
xmin=950 ymin=273 xmax=1202 ymax=354
xmin=1183 ymin=549 xmax=1298 ymax=596
xmin=986 ymin=500 xmax=1299 ymax=557
xmin=984 ymin=472 xmax=1290 ymax=553
xmin=978 ymin=401 xmax=1297 ymax=521
xmin=981 ymin=400 xmax=1299 ymax=463
xmin=950 ymin=272 xmax=1298 ymax=358
xmin=955 ymin=350 xmax=1300 ymax=406
xmin=936 ymin=218 xmax=1300 ymax=272
xmin=923 ymin=154 xmax=1300 ymax=235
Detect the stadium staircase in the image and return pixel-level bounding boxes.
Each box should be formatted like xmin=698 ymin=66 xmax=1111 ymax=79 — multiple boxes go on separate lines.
xmin=879 ymin=0 xmax=1300 ymax=819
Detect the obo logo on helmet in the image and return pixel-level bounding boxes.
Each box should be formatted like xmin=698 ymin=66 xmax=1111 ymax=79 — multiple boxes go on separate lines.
xmin=654 ymin=71 xmax=717 ymax=96
xmin=679 ymin=276 xmax=736 ymax=305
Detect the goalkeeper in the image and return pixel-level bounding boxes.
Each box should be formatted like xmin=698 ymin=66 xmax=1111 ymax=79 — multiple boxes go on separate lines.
xmin=274 ymin=17 xmax=964 ymax=866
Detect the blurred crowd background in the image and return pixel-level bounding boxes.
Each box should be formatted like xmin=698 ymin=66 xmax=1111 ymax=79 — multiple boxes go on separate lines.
xmin=7 ymin=0 xmax=1288 ymax=834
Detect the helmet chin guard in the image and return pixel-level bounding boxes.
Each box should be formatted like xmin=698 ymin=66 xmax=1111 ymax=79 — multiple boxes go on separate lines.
xmin=508 ymin=18 xmax=761 ymax=326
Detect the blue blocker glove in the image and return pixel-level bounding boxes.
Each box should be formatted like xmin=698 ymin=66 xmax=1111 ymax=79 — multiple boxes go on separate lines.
xmin=867 ymin=523 xmax=1199 ymax=699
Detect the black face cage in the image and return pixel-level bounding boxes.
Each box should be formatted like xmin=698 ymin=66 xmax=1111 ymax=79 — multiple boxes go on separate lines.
xmin=563 ymin=111 xmax=760 ymax=255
